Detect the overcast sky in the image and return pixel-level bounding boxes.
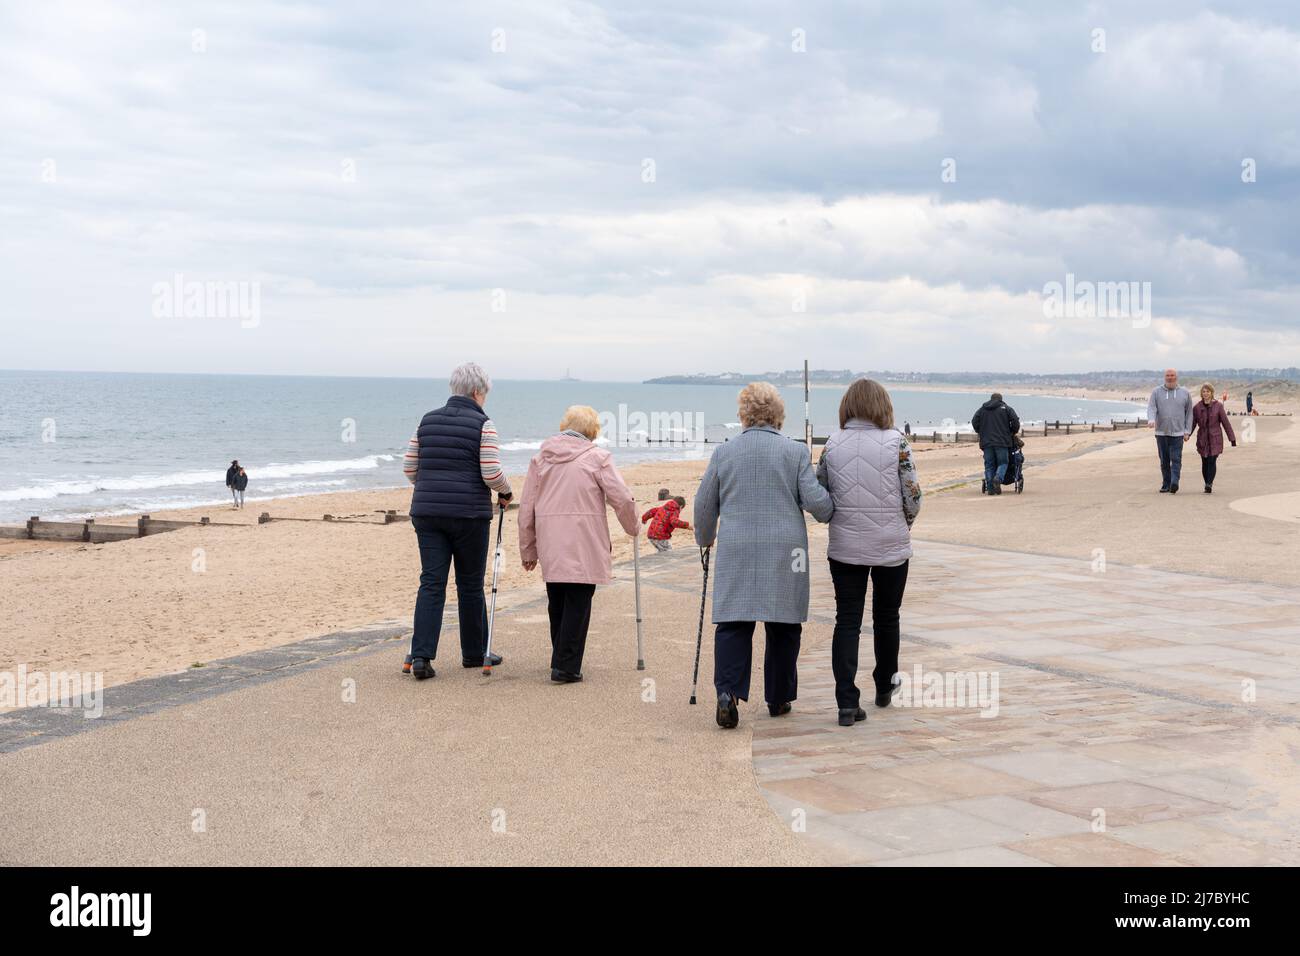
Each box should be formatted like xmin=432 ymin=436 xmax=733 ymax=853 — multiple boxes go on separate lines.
xmin=2 ymin=1 xmax=1297 ymax=380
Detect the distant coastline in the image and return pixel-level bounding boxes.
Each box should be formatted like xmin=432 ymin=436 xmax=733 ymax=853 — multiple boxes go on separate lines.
xmin=643 ymin=368 xmax=1300 ymax=404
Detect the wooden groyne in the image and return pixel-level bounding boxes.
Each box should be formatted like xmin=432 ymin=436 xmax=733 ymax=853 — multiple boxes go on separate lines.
xmin=1025 ymin=419 xmax=1146 ymax=438
xmin=0 ymin=510 xmax=416 ymax=544
xmin=905 ymin=419 xmax=1148 ymax=443
xmin=255 ymin=509 xmax=413 ymax=525
xmin=0 ymin=514 xmax=240 ymax=543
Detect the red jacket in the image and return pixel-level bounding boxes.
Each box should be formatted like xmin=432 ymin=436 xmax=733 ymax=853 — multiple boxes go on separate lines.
xmin=1191 ymin=400 xmax=1236 ymax=457
xmin=641 ymin=499 xmax=691 ymax=540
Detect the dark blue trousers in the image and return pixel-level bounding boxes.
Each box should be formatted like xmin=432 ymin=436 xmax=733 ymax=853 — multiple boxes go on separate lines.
xmin=714 ymin=620 xmax=801 ymax=705
xmin=1156 ymin=434 xmax=1184 ymax=488
xmin=410 ymin=515 xmax=490 ymax=662
xmin=983 ymin=445 xmax=1010 ymax=488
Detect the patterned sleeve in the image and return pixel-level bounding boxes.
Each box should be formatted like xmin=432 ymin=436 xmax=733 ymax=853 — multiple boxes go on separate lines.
xmin=898 ymin=436 xmax=922 ymax=527
xmin=479 ymin=419 xmax=513 ymax=495
xmin=402 ymin=431 xmax=420 ymax=485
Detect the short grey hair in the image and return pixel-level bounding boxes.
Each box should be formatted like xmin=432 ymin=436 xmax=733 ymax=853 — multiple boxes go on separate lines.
xmin=449 ymin=362 xmax=491 ymax=398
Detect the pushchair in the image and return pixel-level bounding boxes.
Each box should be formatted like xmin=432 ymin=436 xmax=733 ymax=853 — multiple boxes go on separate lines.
xmin=981 ymin=444 xmax=1025 ymax=494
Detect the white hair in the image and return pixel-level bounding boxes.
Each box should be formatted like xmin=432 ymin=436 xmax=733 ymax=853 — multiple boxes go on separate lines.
xmin=449 ymin=362 xmax=491 ymax=398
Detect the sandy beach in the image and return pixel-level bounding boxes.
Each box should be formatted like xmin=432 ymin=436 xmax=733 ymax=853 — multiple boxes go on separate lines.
xmin=3 ymin=400 xmax=1293 ymax=701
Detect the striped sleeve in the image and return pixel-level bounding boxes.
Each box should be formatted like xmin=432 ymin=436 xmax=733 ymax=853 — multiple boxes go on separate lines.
xmin=480 ymin=419 xmax=512 ymax=495
xmin=403 ymin=431 xmax=419 ymax=485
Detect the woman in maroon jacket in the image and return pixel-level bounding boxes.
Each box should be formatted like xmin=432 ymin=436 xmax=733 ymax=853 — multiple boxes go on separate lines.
xmin=1190 ymin=383 xmax=1237 ymax=494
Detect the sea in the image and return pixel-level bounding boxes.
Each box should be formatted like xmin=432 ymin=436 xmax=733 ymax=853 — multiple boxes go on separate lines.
xmin=0 ymin=370 xmax=1145 ymax=523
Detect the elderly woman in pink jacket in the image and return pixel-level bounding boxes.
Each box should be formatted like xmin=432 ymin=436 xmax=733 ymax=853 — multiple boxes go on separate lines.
xmin=519 ymin=405 xmax=640 ymax=683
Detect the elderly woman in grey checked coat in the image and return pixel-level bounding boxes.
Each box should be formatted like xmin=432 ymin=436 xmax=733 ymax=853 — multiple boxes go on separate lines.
xmin=694 ymin=382 xmax=834 ymax=729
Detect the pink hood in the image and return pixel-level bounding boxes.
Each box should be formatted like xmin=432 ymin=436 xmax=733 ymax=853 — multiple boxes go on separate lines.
xmin=517 ymin=434 xmax=639 ymax=585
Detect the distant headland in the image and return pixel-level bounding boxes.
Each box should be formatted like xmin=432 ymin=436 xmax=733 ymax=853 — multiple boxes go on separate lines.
xmin=643 ymin=368 xmax=1300 ymax=400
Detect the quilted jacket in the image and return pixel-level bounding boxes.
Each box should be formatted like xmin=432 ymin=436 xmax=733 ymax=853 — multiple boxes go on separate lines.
xmin=816 ymin=419 xmax=918 ymax=566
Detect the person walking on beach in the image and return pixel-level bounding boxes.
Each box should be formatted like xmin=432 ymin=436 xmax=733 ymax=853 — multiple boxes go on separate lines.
xmin=402 ymin=362 xmax=513 ymax=681
xmin=641 ymin=496 xmax=691 ymax=552
xmin=1190 ymin=383 xmax=1237 ymax=494
xmin=694 ymin=382 xmax=834 ymax=729
xmin=1146 ymin=369 xmax=1193 ymax=494
xmin=233 ymin=467 xmax=248 ymax=509
xmin=1246 ymin=391 xmax=1254 ymax=415
xmin=817 ymin=379 xmax=922 ymax=727
xmin=971 ymin=393 xmax=1020 ymax=495
xmin=225 ymin=459 xmax=240 ymax=508
xmin=518 ymin=405 xmax=639 ymax=683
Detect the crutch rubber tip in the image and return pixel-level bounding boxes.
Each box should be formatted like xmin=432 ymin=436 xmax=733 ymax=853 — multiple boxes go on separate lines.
xmin=689 ymin=696 xmax=697 ymax=705
xmin=637 ymin=660 xmax=645 ymax=670
xmin=482 ymin=666 xmax=492 ymax=676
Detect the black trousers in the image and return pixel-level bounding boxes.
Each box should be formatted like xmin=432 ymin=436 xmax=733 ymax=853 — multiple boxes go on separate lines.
xmin=547 ymin=582 xmax=596 ymax=674
xmin=411 ymin=515 xmax=490 ymax=661
xmin=713 ymin=620 xmax=802 ymax=705
xmin=828 ymin=558 xmax=910 ymax=709
xmin=1201 ymin=454 xmax=1218 ymax=487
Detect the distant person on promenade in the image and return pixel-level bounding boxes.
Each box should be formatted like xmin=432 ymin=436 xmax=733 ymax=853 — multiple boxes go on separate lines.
xmin=817 ymin=379 xmax=922 ymax=727
xmin=518 ymin=405 xmax=639 ymax=683
xmin=1146 ymin=368 xmax=1194 ymax=494
xmin=1190 ymin=382 xmax=1236 ymax=494
xmin=225 ymin=459 xmax=240 ymax=508
xmin=1246 ymin=391 xmax=1255 ymax=415
xmin=971 ymin=393 xmax=1020 ymax=495
xmin=401 ymin=362 xmax=513 ymax=681
xmin=233 ymin=467 xmax=248 ymax=509
xmin=641 ymin=496 xmax=691 ymax=551
xmin=694 ymin=382 xmax=834 ymax=729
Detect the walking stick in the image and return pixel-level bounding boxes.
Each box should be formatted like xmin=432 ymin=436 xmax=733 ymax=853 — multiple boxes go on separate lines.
xmin=633 ymin=533 xmax=645 ymax=671
xmin=689 ymin=546 xmax=710 ymax=704
xmin=482 ymin=502 xmax=507 ymax=676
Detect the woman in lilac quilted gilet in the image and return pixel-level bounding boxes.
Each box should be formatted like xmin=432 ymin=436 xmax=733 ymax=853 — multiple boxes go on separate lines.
xmin=816 ymin=379 xmax=922 ymax=727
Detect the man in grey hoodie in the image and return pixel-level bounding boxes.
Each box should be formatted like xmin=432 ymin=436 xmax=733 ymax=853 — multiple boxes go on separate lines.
xmin=1146 ymin=368 xmax=1194 ymax=493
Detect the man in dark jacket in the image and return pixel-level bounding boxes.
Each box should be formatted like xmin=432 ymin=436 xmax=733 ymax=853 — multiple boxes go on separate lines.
xmin=971 ymin=393 xmax=1021 ymax=495
xmin=225 ymin=460 xmax=240 ymax=507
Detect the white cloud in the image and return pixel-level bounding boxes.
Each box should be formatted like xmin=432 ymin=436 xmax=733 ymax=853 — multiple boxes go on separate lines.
xmin=0 ymin=1 xmax=1296 ymax=378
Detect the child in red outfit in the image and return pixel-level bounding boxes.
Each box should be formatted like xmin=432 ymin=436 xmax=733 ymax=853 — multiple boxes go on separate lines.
xmin=641 ymin=496 xmax=691 ymax=552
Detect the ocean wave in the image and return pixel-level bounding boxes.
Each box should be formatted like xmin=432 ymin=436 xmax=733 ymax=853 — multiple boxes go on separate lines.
xmin=0 ymin=454 xmax=397 ymax=502
xmin=256 ymin=478 xmax=350 ymax=492
xmin=499 ymin=437 xmax=612 ymax=450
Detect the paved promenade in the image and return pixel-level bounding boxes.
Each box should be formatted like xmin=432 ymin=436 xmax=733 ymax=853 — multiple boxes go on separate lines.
xmin=756 ymin=540 xmax=1300 ymax=865
xmin=2 ymin=535 xmax=1297 ymax=865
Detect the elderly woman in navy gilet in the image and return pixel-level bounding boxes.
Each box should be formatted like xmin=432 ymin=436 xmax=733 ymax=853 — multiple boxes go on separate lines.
xmin=816 ymin=378 xmax=922 ymax=726
xmin=400 ymin=362 xmax=514 ymax=680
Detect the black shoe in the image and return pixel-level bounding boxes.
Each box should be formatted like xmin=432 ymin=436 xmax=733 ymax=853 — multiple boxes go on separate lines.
xmin=465 ymin=653 xmax=503 ymax=668
xmin=1170 ymin=483 xmax=1179 ymax=494
xmin=410 ymin=658 xmax=435 ymax=680
xmin=875 ymin=686 xmax=901 ymax=708
xmin=838 ymin=707 xmax=867 ymax=727
xmin=716 ymin=693 xmax=739 ymax=729
xmin=991 ymin=482 xmax=1002 ymax=495
xmin=550 ymin=668 xmax=583 ymax=683
xmin=1205 ymin=484 xmax=1212 ymax=494
xmin=768 ymin=701 xmax=792 ymax=717
xmin=402 ymin=654 xmax=413 ymax=674
xmin=1159 ymin=485 xmax=1170 ymax=493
